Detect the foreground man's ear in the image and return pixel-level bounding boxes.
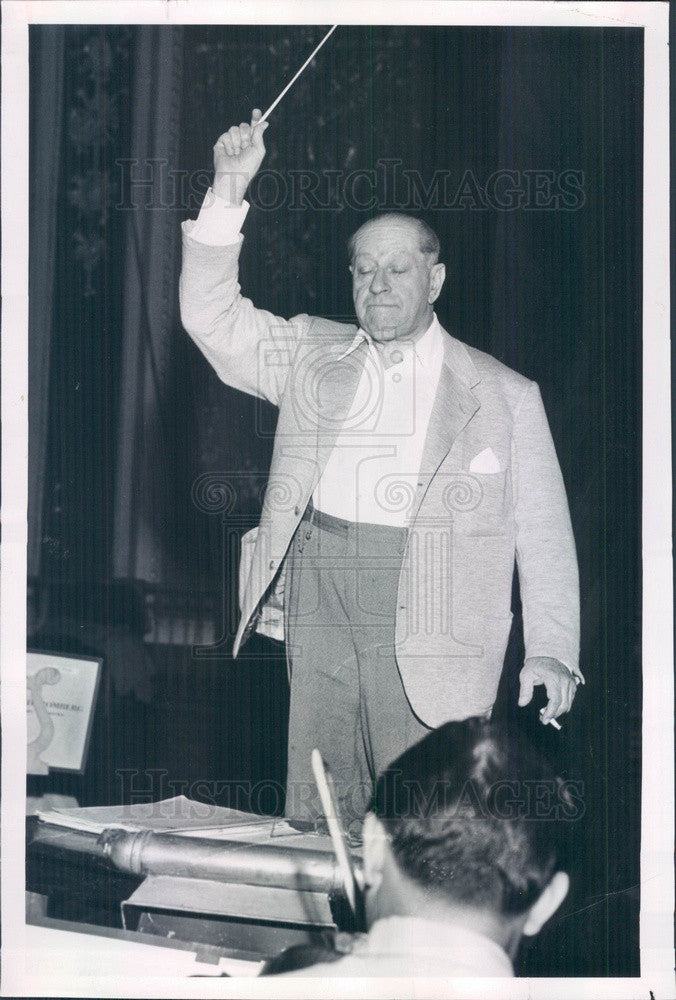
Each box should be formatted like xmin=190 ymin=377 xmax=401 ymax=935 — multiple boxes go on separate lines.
xmin=522 ymin=871 xmax=570 ymax=937
xmin=362 ymin=812 xmax=388 ymax=892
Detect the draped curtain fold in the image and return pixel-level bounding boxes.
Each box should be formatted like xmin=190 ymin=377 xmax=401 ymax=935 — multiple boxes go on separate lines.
xmin=113 ymin=26 xmax=183 ymax=583
xmin=28 ymin=27 xmax=65 ymax=580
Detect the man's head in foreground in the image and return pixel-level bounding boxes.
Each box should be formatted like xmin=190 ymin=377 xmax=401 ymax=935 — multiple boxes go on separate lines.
xmin=363 ymin=717 xmax=573 ymax=960
xmin=348 ymin=214 xmax=446 ymax=344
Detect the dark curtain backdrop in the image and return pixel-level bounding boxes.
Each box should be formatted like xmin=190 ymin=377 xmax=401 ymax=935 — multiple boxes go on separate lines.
xmin=28 ymin=25 xmax=642 ymax=977
xmin=113 ymin=26 xmax=184 ymax=586
xmin=28 ymin=27 xmax=65 ymax=586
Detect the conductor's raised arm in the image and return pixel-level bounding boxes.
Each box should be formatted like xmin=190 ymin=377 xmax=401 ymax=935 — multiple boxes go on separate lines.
xmin=179 ymin=109 xmax=310 ymax=406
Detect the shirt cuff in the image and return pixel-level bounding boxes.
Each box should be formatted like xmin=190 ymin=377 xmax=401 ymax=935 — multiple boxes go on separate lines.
xmin=184 ymin=189 xmax=249 ymax=246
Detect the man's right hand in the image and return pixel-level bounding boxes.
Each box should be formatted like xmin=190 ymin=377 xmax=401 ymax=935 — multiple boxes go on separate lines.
xmin=212 ymin=108 xmax=269 ymax=205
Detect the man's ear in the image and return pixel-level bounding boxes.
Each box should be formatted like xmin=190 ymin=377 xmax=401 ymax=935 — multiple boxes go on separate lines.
xmin=428 ymin=262 xmax=446 ymax=303
xmin=362 ymin=812 xmax=388 ymax=892
xmin=522 ymin=872 xmax=570 ymax=937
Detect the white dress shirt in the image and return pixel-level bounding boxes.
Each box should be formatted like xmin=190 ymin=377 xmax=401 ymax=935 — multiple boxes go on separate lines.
xmin=187 ymin=189 xmax=445 ymax=525
xmin=311 ymin=318 xmax=444 ymax=525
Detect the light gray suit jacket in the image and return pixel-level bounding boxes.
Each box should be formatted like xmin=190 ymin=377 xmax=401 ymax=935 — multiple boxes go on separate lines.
xmin=179 ymin=229 xmax=580 ymax=727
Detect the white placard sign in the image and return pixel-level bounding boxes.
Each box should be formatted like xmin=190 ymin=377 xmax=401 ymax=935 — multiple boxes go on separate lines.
xmin=27 ymin=651 xmax=101 ymax=774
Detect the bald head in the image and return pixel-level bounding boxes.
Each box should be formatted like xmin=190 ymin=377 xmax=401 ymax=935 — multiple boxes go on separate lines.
xmin=348 ymin=214 xmax=446 ymax=343
xmin=348 ymin=214 xmax=441 ymax=266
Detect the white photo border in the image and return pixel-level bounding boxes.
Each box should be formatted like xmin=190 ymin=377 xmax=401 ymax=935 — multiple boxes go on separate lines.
xmin=1 ymin=3 xmax=672 ymax=998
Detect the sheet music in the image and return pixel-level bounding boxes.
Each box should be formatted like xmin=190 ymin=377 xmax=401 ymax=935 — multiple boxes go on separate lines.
xmin=36 ymin=794 xmax=315 ymax=843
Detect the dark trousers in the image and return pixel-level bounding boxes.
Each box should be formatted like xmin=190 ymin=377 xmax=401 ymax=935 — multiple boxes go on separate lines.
xmin=284 ymin=505 xmax=430 ymax=838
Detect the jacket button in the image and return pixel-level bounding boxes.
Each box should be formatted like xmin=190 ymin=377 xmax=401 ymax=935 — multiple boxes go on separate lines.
xmin=294 ymin=505 xmax=300 ymax=516
xmin=269 ymin=559 xmax=275 ymax=570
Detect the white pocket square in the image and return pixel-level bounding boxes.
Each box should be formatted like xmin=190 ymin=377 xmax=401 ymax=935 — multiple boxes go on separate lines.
xmin=469 ymin=447 xmax=501 ymax=474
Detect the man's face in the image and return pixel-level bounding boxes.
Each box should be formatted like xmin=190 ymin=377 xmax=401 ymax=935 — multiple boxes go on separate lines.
xmin=350 ymin=219 xmax=445 ymax=342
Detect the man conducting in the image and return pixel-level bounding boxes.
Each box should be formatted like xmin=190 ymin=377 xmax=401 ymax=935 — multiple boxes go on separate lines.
xmin=179 ymin=110 xmax=583 ymax=829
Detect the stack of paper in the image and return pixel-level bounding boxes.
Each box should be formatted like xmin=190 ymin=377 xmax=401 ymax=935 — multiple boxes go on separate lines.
xmin=35 ymin=795 xmax=299 ymax=840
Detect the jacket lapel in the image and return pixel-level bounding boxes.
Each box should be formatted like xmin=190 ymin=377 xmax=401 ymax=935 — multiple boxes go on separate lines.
xmin=313 ymin=336 xmax=371 ymax=486
xmin=238 ymin=323 xmax=362 ymax=654
xmin=261 ymin=322 xmax=364 ymax=523
xmin=408 ymin=330 xmax=481 ymax=525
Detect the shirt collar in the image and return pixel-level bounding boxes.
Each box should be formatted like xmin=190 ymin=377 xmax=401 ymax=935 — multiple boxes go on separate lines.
xmin=337 ymin=314 xmax=444 ymax=368
xmin=363 ymin=915 xmax=514 ymax=976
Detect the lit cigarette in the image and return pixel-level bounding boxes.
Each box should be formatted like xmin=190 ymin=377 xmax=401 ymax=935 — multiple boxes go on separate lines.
xmin=256 ymin=26 xmax=338 ymax=125
xmin=540 ymin=710 xmax=562 ymax=730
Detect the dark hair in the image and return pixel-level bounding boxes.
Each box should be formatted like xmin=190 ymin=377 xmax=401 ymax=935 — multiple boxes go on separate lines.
xmin=372 ymin=718 xmax=575 ymax=916
xmin=347 ymin=213 xmax=441 ymax=265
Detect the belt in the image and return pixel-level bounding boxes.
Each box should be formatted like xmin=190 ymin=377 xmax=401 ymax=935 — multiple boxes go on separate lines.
xmin=301 ymin=501 xmax=348 ymax=537
xmin=301 ymin=501 xmax=407 ymax=538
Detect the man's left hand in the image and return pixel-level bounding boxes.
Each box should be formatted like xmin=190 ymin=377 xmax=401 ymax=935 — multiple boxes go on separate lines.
xmin=518 ymin=657 xmax=584 ymax=724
